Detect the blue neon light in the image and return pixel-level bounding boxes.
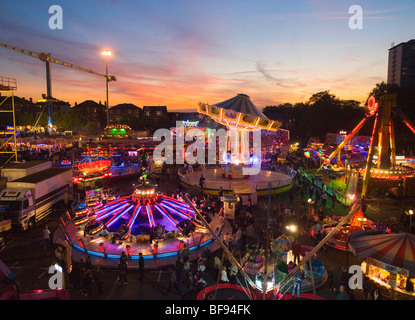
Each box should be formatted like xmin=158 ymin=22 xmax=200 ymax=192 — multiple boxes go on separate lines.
xmin=106 ymin=204 xmax=134 ymax=227
xmin=127 ymin=205 xmax=141 ymax=229
xmin=154 ymin=204 xmax=177 ymax=228
xmin=159 ymin=202 xmax=191 ymax=220
xmin=96 ymin=203 xmax=130 ymax=221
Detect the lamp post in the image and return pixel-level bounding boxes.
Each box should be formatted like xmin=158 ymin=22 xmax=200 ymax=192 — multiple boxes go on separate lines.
xmin=307 ymin=198 xmax=313 ymax=215
xmin=102 ymin=50 xmax=111 ymax=127
xmin=407 ymin=210 xmax=413 ymax=234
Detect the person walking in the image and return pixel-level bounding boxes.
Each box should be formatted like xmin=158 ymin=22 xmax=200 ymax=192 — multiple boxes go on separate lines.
xmin=138 ymin=252 xmax=144 ymax=281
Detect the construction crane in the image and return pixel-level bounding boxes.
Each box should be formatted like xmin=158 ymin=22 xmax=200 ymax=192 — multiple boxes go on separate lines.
xmin=0 ymin=42 xmax=117 ymax=130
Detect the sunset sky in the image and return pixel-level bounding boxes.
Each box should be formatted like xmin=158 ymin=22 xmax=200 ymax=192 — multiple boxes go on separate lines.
xmin=1 ymin=0 xmax=415 ymax=111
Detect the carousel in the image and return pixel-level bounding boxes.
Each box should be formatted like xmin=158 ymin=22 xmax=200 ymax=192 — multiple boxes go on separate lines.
xmin=239 ymin=234 xmax=327 ymax=299
xmin=179 ymin=94 xmax=295 ymax=197
xmin=62 ymin=179 xmax=226 ymax=262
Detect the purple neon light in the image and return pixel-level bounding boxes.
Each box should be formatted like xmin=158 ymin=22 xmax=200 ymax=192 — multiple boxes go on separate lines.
xmin=154 ymin=204 xmax=177 ymax=228
xmin=95 ymin=203 xmax=130 ymax=221
xmin=145 ymin=205 xmax=155 ymax=228
xmin=159 ymin=202 xmax=191 ymax=220
xmin=94 ymin=200 xmax=128 ymax=216
xmin=163 ymin=200 xmax=194 ymax=215
xmin=164 ymin=197 xmax=193 ymax=210
xmin=127 ymin=205 xmax=142 ymax=229
xmin=96 ymin=195 xmax=129 ymax=210
xmin=106 ymin=204 xmax=134 ymax=228
xmin=161 ymin=196 xmax=193 ymax=209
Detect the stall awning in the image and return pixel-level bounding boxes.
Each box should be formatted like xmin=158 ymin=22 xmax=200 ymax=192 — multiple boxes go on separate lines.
xmin=348 ymin=231 xmax=415 ymax=276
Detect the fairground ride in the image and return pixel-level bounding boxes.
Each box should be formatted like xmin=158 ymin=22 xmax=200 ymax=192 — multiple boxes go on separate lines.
xmin=317 ymin=93 xmax=415 ymax=197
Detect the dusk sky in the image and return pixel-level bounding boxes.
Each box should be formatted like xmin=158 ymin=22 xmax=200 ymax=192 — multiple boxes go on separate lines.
xmin=1 ymin=0 xmax=415 ymax=111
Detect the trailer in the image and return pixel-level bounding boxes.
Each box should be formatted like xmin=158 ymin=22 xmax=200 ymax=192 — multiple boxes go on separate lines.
xmin=0 ymin=167 xmax=73 ymax=231
xmin=0 ymin=161 xmax=51 ymax=182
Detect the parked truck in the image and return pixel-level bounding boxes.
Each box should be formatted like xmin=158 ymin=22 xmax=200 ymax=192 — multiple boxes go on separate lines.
xmin=0 ymin=162 xmax=73 ymax=231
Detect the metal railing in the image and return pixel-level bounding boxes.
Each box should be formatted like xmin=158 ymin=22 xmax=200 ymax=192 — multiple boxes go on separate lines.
xmin=0 ymin=76 xmax=17 ymax=90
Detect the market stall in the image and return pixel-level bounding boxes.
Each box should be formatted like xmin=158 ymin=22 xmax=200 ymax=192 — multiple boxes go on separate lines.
xmin=349 ymin=230 xmax=415 ymax=299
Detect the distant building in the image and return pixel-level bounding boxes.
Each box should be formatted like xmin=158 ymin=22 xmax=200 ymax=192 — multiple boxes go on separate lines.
xmin=142 ymin=106 xmax=168 ymax=117
xmin=387 ymin=39 xmax=415 ymax=88
xmin=168 ymin=111 xmax=199 ymax=127
xmin=72 ymin=100 xmax=106 ymax=128
xmin=109 ymin=103 xmax=142 ymax=124
xmin=0 ymin=95 xmax=69 ymax=125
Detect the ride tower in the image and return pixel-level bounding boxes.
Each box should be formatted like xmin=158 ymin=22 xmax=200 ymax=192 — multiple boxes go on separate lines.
xmin=0 ymin=76 xmax=17 ymax=168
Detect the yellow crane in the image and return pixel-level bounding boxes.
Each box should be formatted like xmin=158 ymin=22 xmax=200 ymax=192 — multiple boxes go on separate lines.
xmin=0 ymin=42 xmax=116 ymax=129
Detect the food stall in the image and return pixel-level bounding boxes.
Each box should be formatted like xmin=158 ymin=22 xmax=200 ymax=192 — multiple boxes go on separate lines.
xmin=349 ymin=231 xmax=415 ymax=299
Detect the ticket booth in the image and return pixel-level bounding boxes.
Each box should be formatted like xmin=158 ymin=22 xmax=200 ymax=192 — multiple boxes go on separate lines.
xmin=221 ymin=194 xmax=239 ymax=220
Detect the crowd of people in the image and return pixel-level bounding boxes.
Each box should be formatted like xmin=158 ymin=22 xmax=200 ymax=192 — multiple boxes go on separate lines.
xmin=61 ymin=142 xmax=412 ymax=301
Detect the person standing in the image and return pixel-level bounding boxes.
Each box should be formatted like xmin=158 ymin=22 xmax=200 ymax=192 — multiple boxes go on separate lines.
xmin=235 ymin=227 xmax=242 ymax=252
xmin=291 ymin=240 xmax=302 ymax=265
xmin=118 ymin=251 xmax=128 ymax=285
xmin=175 ymin=256 xmax=184 ymax=282
xmin=220 ymin=266 xmax=230 ymax=284
xmin=42 ymin=225 xmax=51 ymax=250
xmin=138 ymin=252 xmax=144 ymax=281
xmin=82 ymin=269 xmax=93 ymax=297
xmin=321 ymin=192 xmax=327 ymax=207
xmin=336 ymin=284 xmax=349 ymax=300
xmin=85 ymin=256 xmax=93 ymax=271
xmin=93 ymin=266 xmax=104 ymax=300
xmin=292 ymin=269 xmax=305 ymax=298
xmin=166 ymin=266 xmax=181 ymax=296
xmin=199 ymin=175 xmax=205 ymax=189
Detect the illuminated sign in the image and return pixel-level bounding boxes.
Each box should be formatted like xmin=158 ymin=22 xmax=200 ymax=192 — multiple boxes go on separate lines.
xmin=72 ymin=156 xmax=112 ymax=177
xmin=182 ymin=120 xmax=199 ymax=128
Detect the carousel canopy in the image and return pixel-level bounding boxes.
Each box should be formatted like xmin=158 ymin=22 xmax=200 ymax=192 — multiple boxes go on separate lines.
xmin=212 ymin=94 xmax=267 ymax=118
xmin=349 ymin=231 xmax=415 ymax=276
xmin=198 ymin=94 xmax=281 ymax=131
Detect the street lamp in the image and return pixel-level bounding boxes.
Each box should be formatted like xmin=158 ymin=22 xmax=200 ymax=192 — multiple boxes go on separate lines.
xmin=102 ymin=50 xmax=111 ymax=127
xmin=307 ymin=198 xmax=314 ymax=215
xmin=406 ymin=209 xmax=414 ymax=234
xmin=285 ymin=224 xmax=297 ymax=233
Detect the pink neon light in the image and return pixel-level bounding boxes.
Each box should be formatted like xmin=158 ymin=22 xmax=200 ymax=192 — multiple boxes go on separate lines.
xmin=145 ymin=205 xmax=155 ymax=228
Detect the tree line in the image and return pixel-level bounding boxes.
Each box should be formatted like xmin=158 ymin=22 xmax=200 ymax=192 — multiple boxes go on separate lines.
xmin=262 ymin=83 xmax=415 ymax=154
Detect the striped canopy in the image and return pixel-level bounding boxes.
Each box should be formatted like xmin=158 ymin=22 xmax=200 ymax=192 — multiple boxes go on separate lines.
xmin=349 ymin=231 xmax=415 ymax=276
xmin=198 ymin=94 xmax=281 ymax=131
xmin=212 ymin=94 xmax=267 ymax=118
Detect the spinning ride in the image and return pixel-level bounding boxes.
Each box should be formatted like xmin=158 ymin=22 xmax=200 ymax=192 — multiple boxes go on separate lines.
xmin=318 ymin=94 xmax=415 ymax=197
xmin=180 ymin=94 xmax=294 ymax=196
xmin=64 ymin=180 xmax=224 ymax=261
